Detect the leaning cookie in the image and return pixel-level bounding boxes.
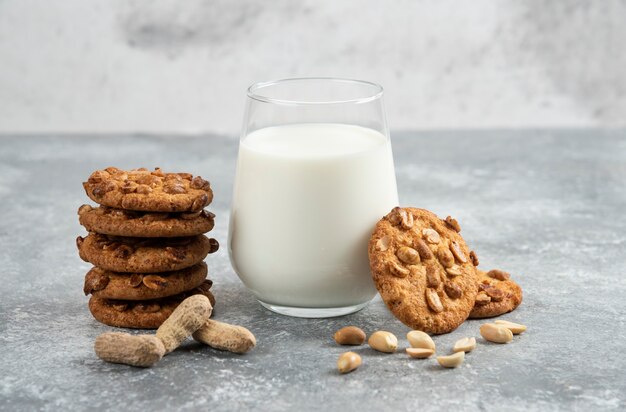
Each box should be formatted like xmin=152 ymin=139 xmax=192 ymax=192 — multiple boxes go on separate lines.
xmin=469 ymin=269 xmax=523 ymax=319
xmin=77 ymin=233 xmax=218 ymax=273
xmin=84 ymin=263 xmax=209 ymax=300
xmin=83 ymin=167 xmax=213 ymax=213
xmin=88 ymin=281 xmax=216 ymax=329
xmin=78 ymin=204 xmax=215 ymax=238
xmin=369 ymin=207 xmax=479 ymax=334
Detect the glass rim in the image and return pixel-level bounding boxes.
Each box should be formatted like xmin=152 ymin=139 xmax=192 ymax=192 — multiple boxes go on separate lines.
xmin=247 ymin=77 xmax=384 ymax=105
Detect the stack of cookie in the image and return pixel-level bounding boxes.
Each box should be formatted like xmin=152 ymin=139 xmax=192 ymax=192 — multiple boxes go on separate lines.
xmin=368 ymin=207 xmax=523 ymax=334
xmin=77 ymin=167 xmax=219 ymax=329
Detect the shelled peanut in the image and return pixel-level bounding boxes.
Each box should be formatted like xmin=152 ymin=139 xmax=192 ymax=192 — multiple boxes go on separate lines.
xmin=332 ymin=319 xmax=527 ymax=374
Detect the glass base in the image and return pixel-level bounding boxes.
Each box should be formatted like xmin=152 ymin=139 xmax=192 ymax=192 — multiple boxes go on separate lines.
xmin=258 ymin=300 xmax=371 ymax=318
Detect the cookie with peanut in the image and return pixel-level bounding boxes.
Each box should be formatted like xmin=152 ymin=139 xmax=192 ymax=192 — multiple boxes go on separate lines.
xmin=469 ymin=269 xmax=523 ymax=319
xmin=88 ymin=281 xmax=215 ymax=329
xmin=83 ymin=263 xmax=209 ymax=301
xmin=83 ymin=167 xmax=213 ymax=213
xmin=368 ymin=207 xmax=479 ymax=334
xmin=78 ymin=204 xmax=215 ymax=238
xmin=77 ymin=233 xmax=218 ymax=273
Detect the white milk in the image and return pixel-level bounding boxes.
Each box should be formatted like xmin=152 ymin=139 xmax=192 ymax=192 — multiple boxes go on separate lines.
xmin=228 ymin=123 xmax=398 ymax=308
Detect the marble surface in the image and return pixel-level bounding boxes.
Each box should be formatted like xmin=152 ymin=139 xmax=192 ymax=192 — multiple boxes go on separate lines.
xmin=0 ymin=130 xmax=625 ymax=411
xmin=1 ymin=1 xmax=626 ymax=134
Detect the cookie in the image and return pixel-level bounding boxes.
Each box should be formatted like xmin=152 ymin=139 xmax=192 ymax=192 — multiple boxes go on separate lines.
xmin=78 ymin=204 xmax=215 ymax=238
xmin=84 ymin=263 xmax=209 ymax=300
xmin=83 ymin=167 xmax=213 ymax=213
xmin=88 ymin=281 xmax=216 ymax=329
xmin=77 ymin=233 xmax=219 ymax=273
xmin=469 ymin=269 xmax=523 ymax=319
xmin=368 ymin=207 xmax=479 ymax=334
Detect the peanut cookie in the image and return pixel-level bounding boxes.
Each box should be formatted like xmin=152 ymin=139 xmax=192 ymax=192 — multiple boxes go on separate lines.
xmin=88 ymin=281 xmax=216 ymax=329
xmin=83 ymin=167 xmax=213 ymax=212
xmin=469 ymin=269 xmax=523 ymax=319
xmin=77 ymin=233 xmax=219 ymax=273
xmin=78 ymin=204 xmax=215 ymax=238
xmin=368 ymin=207 xmax=479 ymax=334
xmin=84 ymin=263 xmax=209 ymax=300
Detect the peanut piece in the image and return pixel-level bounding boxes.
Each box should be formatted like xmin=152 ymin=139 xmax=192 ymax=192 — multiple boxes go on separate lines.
xmin=444 ymin=282 xmax=462 ymax=299
xmin=444 ymin=216 xmax=461 ymax=232
xmin=406 ymin=348 xmax=435 ymax=359
xmin=406 ymin=330 xmax=436 ymax=351
xmin=389 ymin=207 xmax=411 ymax=228
xmin=375 ymin=235 xmax=391 ymax=252
xmin=426 ymin=289 xmax=444 ymax=313
xmin=483 ymin=285 xmax=505 ymax=302
xmin=480 ymin=323 xmax=514 ymax=343
xmin=156 ymin=295 xmax=212 ymax=354
xmin=190 ymin=176 xmax=210 ymax=190
xmin=192 ymin=319 xmax=256 ymax=354
xmin=396 ymin=246 xmax=420 ymax=264
xmin=445 ymin=265 xmax=462 ymax=276
xmin=437 ymin=351 xmax=465 ymax=368
xmin=426 ymin=264 xmax=441 ymax=288
xmin=94 ymin=332 xmax=165 ymax=368
xmin=388 ymin=261 xmax=410 ymax=278
xmin=128 ymin=274 xmax=143 ymax=287
xmin=475 ymin=292 xmax=491 ymax=306
xmin=450 ymin=241 xmax=467 ymax=263
xmin=422 ymin=228 xmax=441 ymax=244
xmin=208 ymin=238 xmax=220 ymax=253
xmin=438 ymin=248 xmax=455 ymax=268
xmin=77 ymin=204 xmax=93 ymax=215
xmin=368 ymin=331 xmax=397 ymax=353
xmin=392 ymin=208 xmax=414 ymax=229
xmin=487 ymin=269 xmax=510 ymax=281
xmin=337 ymin=351 xmax=362 ymax=374
xmin=494 ymin=320 xmax=527 ymax=334
xmin=453 ymin=337 xmax=476 ymax=353
xmin=414 ymin=238 xmax=434 ymax=260
xmin=334 ymin=326 xmax=366 ymax=345
xmin=469 ymin=251 xmax=479 ymax=266
xmin=142 ymin=275 xmax=168 ymax=290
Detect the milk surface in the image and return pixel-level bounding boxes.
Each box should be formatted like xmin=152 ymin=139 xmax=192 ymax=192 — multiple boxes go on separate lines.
xmin=229 ymin=123 xmax=398 ymax=307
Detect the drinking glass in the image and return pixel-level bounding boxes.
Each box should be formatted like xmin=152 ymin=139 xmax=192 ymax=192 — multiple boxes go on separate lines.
xmin=228 ymin=78 xmax=399 ymax=317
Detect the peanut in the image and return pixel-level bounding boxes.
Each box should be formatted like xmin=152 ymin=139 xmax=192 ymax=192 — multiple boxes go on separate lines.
xmin=422 ymin=228 xmax=441 ymax=244
xmin=453 ymin=337 xmax=476 ymax=353
xmin=445 ymin=265 xmax=463 ymax=276
xmin=444 ymin=216 xmax=461 ymax=232
xmin=368 ymin=331 xmax=398 ymax=353
xmin=94 ymin=332 xmax=165 ymax=368
xmin=375 ymin=235 xmax=391 ymax=252
xmin=494 ymin=320 xmax=527 ymax=335
xmin=487 ymin=269 xmax=510 ymax=281
xmin=425 ymin=289 xmax=444 ymax=313
xmin=396 ymin=246 xmax=420 ymax=264
xmin=388 ymin=261 xmax=410 ymax=278
xmin=480 ymin=323 xmax=513 ymax=343
xmin=406 ymin=330 xmax=436 ymax=351
xmin=337 ymin=351 xmax=362 ymax=374
xmin=334 ymin=326 xmax=366 ymax=345
xmin=406 ymin=348 xmax=435 ymax=359
xmin=156 ymin=294 xmax=212 ymax=354
xmin=437 ymin=351 xmax=465 ymax=368
xmin=192 ymin=319 xmax=256 ymax=354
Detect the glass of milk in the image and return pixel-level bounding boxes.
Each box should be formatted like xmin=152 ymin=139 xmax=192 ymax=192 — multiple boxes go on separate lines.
xmin=229 ymin=78 xmax=399 ymax=317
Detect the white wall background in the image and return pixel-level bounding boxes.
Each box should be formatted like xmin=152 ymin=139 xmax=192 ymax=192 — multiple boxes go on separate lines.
xmin=0 ymin=0 xmax=625 ymax=135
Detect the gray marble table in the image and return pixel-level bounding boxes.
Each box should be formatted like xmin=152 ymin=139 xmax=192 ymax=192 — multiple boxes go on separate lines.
xmin=1 ymin=130 xmax=625 ymax=411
